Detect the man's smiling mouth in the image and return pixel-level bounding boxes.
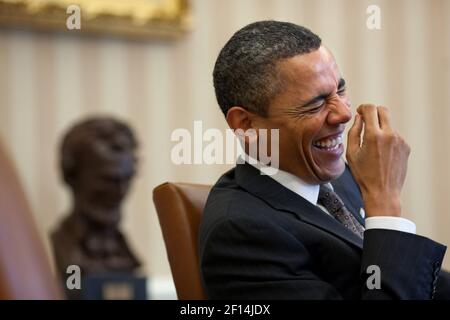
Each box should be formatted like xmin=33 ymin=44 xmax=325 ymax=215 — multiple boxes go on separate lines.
xmin=313 ymin=133 xmax=343 ymax=151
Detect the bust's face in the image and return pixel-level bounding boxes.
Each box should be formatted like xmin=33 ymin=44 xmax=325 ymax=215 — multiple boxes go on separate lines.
xmin=73 ymin=147 xmax=136 ymax=227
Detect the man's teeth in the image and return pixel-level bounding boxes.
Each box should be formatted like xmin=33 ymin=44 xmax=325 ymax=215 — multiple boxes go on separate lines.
xmin=314 ymin=135 xmax=343 ymax=149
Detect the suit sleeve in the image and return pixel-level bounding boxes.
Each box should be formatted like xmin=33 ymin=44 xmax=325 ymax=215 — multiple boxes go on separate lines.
xmin=361 ymin=229 xmax=446 ymax=299
xmin=200 ymin=217 xmax=446 ymax=299
xmin=434 ymin=270 xmax=450 ymax=299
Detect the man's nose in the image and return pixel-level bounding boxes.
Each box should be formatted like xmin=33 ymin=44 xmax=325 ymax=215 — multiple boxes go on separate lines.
xmin=327 ymin=97 xmax=352 ymax=125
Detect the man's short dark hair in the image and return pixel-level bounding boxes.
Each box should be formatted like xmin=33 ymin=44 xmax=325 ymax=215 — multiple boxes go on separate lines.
xmin=60 ymin=116 xmax=137 ymax=187
xmin=213 ymin=20 xmax=321 ymax=117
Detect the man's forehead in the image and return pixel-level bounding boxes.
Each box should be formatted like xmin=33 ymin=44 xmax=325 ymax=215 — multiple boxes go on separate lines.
xmin=278 ymin=46 xmax=341 ymax=89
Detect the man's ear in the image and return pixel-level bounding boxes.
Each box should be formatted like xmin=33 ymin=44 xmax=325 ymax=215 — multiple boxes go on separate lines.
xmin=226 ymin=106 xmax=252 ymax=131
xmin=226 ymin=106 xmax=258 ymax=145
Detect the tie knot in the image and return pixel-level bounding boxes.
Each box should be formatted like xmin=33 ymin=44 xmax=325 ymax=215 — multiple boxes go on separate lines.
xmin=318 ymin=184 xmax=344 ymax=213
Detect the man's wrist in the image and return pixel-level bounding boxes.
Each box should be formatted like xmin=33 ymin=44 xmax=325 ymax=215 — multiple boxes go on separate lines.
xmin=363 ymin=193 xmax=402 ymax=217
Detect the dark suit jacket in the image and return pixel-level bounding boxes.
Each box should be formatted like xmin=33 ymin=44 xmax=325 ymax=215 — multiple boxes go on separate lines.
xmin=199 ymin=163 xmax=449 ymax=299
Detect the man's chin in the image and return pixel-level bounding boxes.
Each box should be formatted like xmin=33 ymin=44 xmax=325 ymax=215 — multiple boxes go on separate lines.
xmin=316 ymin=160 xmax=346 ymax=182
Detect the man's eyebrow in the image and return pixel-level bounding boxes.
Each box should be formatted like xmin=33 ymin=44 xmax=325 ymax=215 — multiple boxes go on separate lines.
xmin=300 ymin=78 xmax=346 ymax=108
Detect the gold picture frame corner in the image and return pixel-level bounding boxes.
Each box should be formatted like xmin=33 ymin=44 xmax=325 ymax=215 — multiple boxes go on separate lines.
xmin=0 ymin=0 xmax=192 ymax=39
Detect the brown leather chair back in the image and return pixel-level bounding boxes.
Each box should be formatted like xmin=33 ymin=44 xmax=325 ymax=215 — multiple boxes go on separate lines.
xmin=0 ymin=139 xmax=61 ymax=299
xmin=153 ymin=182 xmax=211 ymax=300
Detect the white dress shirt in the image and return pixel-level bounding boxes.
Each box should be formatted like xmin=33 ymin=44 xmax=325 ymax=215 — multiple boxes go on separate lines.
xmin=247 ymin=158 xmax=416 ymax=234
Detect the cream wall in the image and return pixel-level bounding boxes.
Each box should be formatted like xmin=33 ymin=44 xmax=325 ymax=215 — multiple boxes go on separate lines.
xmin=0 ymin=0 xmax=450 ymax=284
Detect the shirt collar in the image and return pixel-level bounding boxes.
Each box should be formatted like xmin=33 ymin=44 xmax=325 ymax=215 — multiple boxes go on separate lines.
xmin=245 ymin=155 xmax=321 ymax=205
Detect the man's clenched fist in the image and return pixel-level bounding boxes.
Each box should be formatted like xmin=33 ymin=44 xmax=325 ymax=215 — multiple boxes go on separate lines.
xmin=346 ymin=104 xmax=410 ymax=218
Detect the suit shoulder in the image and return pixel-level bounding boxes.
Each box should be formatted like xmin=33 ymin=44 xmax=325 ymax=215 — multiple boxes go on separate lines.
xmin=201 ymin=185 xmax=263 ymax=233
xmin=199 ymin=169 xmax=294 ymax=248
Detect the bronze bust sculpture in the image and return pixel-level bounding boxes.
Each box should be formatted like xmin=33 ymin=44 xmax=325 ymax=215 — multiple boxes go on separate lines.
xmin=51 ymin=117 xmax=141 ymax=280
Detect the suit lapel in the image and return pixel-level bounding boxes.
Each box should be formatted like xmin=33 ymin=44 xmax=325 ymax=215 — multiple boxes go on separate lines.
xmin=235 ymin=163 xmax=363 ymax=250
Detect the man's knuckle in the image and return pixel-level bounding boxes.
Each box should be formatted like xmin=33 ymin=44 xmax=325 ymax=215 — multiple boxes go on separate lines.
xmin=366 ymin=104 xmax=376 ymax=112
xmin=405 ymin=142 xmax=411 ymax=154
xmin=388 ymin=132 xmax=398 ymax=143
xmin=368 ymin=131 xmax=382 ymax=141
xmin=397 ymin=134 xmax=408 ymax=146
xmin=378 ymin=105 xmax=389 ymax=113
xmin=359 ymin=104 xmax=376 ymax=113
